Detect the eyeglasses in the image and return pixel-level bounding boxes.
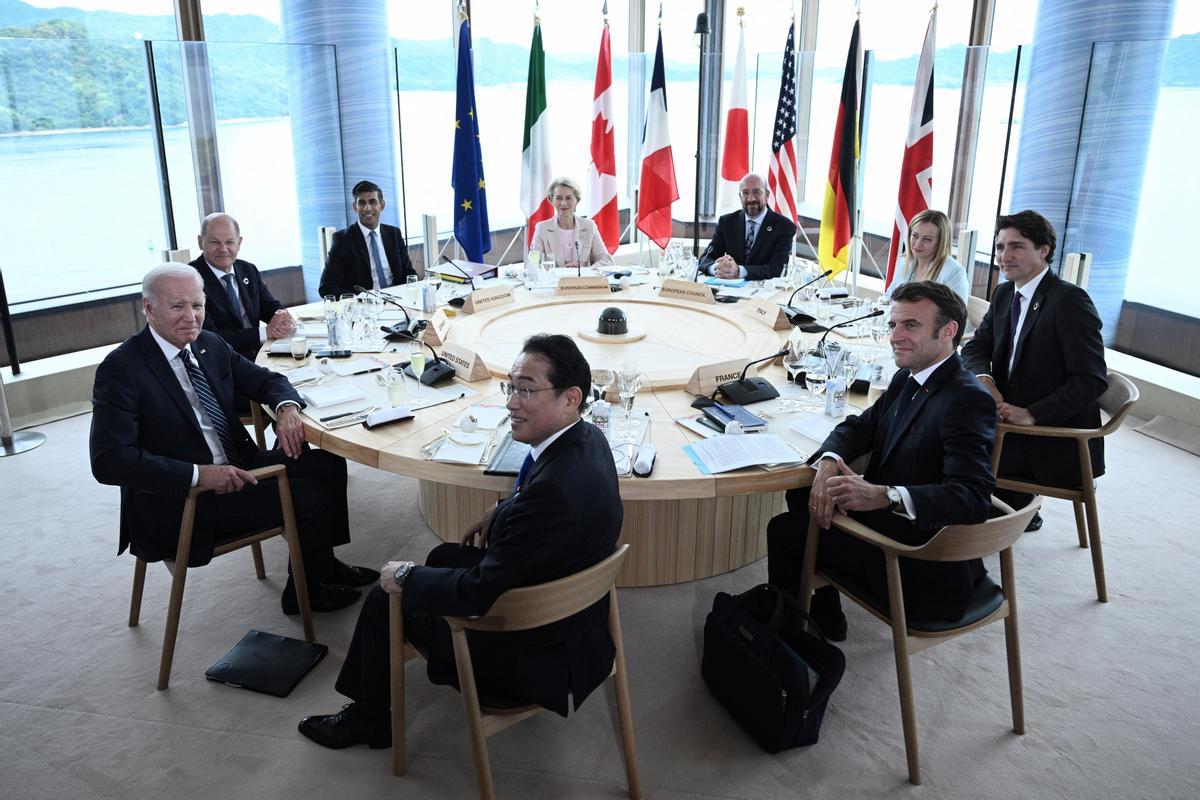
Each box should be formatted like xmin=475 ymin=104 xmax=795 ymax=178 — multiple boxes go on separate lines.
xmin=499 ymin=381 xmax=559 ymax=400
xmin=739 ymin=189 xmax=765 ymax=198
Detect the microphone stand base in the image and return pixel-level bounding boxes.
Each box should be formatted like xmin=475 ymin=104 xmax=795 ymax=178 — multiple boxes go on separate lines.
xmin=404 ymin=361 xmax=457 ymax=387
xmin=716 ymin=378 xmax=780 ymax=406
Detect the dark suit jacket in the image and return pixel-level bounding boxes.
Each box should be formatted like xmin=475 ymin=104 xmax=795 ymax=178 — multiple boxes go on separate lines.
xmin=318 ymin=223 xmax=415 ymax=297
xmin=191 ymin=257 xmax=284 ymax=361
xmin=90 ymin=328 xmax=303 ymax=566
xmin=699 ymin=208 xmax=797 ymax=281
xmin=961 ymin=270 xmax=1107 ymax=486
xmin=811 ymin=353 xmax=997 ymax=619
xmin=403 ymin=421 xmax=623 ymax=716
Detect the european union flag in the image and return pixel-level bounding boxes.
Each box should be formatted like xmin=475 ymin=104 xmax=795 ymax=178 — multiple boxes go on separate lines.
xmin=452 ymin=19 xmax=491 ymax=264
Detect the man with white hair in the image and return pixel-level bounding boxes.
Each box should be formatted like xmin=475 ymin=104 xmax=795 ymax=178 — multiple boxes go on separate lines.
xmin=90 ymin=264 xmax=376 ymax=614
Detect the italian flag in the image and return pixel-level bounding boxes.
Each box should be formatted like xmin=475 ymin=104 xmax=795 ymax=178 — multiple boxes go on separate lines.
xmin=521 ymin=22 xmax=554 ymax=248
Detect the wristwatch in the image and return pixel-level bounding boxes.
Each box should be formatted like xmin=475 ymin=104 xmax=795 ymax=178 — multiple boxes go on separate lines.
xmin=392 ymin=561 xmax=416 ymax=589
xmin=885 ymin=486 xmax=903 ymax=513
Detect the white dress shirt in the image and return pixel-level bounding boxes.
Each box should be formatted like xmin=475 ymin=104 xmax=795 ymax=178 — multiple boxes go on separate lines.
xmin=359 ymin=222 xmax=393 ymax=290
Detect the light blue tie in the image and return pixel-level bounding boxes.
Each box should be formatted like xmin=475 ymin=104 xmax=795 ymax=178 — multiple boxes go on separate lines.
xmin=179 ymin=347 xmax=245 ymax=468
xmin=369 ymin=230 xmax=389 ymax=289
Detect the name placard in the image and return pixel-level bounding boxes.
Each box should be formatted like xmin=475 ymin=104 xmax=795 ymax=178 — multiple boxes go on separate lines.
xmin=438 ymin=341 xmax=492 ymax=382
xmin=461 ymin=285 xmax=515 ymax=314
xmin=685 ymin=358 xmax=751 ymax=397
xmin=744 ymin=299 xmax=792 ymax=330
xmin=555 ymin=275 xmax=610 ymax=295
xmin=422 ymin=308 xmax=452 ymax=346
xmin=659 ymin=278 xmax=715 ymax=304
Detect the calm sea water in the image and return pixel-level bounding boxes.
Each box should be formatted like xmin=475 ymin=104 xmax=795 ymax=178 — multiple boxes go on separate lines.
xmin=1 ymin=82 xmax=1194 ymax=316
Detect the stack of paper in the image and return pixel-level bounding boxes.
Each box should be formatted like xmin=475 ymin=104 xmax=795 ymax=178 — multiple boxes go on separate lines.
xmin=682 ymin=433 xmax=805 ymax=475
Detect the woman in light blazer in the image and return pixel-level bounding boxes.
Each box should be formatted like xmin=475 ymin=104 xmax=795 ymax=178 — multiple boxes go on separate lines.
xmin=885 ymin=208 xmax=971 ymax=303
xmin=530 ymin=176 xmax=615 ymax=267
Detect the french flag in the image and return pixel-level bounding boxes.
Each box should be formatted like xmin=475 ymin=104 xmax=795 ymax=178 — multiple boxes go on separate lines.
xmin=637 ymin=29 xmax=678 ymax=250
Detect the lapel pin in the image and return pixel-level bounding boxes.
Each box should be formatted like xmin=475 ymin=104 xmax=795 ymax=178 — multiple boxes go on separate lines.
xmin=199 ymin=349 xmax=206 ymax=355
xmin=242 ymin=276 xmax=250 ymax=284
xmin=1032 ymin=301 xmax=1040 ymax=311
xmin=765 ymin=226 xmax=773 ymax=232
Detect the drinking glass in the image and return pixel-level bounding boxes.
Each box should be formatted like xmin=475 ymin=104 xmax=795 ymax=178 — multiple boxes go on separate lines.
xmin=800 ymin=350 xmax=830 ymax=410
xmin=841 ymin=347 xmax=861 ymax=388
xmin=379 ymin=369 xmax=407 ymax=407
xmin=408 ymin=342 xmax=427 ymax=402
xmin=428 ymin=273 xmax=443 ymax=306
xmin=289 ymin=334 xmax=308 ymax=362
xmin=780 ymin=349 xmax=806 ymax=412
xmin=323 ymin=294 xmax=340 ymax=347
xmin=616 ymin=362 xmax=642 ymax=442
xmin=591 ymin=367 xmax=616 ymax=404
xmin=405 ymin=275 xmax=419 ymax=305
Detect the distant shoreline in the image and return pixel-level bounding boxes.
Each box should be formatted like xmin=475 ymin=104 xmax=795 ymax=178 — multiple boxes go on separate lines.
xmin=0 ymin=115 xmax=288 ymax=139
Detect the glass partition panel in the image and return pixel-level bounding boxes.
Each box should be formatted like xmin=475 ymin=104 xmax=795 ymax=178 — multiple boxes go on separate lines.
xmin=0 ymin=38 xmax=168 ymax=304
xmin=1068 ymin=37 xmax=1197 ymax=321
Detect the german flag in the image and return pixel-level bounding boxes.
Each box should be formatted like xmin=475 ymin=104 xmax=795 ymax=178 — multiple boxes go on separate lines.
xmin=819 ymin=20 xmax=861 ymax=278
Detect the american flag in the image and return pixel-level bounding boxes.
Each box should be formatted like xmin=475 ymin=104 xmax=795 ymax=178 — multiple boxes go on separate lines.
xmin=767 ymin=22 xmax=798 ymax=225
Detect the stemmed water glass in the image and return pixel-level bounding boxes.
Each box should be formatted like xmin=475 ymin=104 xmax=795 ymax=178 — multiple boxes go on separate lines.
xmin=800 ymin=350 xmax=830 ymax=411
xmin=616 ymin=362 xmax=643 ymax=443
xmin=780 ymin=348 xmax=807 ymax=413
xmin=408 ymin=341 xmax=427 ymax=403
xmin=591 ymin=367 xmax=615 ymax=404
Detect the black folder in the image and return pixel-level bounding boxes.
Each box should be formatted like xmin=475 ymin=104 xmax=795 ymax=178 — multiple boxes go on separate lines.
xmin=205 ymin=629 xmax=328 ymax=697
xmin=484 ymin=432 xmax=531 ymax=476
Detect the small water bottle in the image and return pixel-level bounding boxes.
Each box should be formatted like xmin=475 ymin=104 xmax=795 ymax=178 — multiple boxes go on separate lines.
xmin=591 ymin=399 xmax=611 ymax=432
xmin=421 ymin=282 xmax=437 ymax=314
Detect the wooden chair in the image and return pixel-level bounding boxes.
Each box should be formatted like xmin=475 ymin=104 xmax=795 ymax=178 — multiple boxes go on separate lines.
xmin=127 ymin=463 xmax=314 ymax=690
xmin=241 ymin=402 xmax=268 ymax=450
xmin=388 ymin=544 xmax=640 ymax=799
xmin=963 ymin=295 xmax=990 ymax=342
xmin=991 ymin=370 xmax=1140 ymax=602
xmin=797 ymin=497 xmax=1041 ymax=785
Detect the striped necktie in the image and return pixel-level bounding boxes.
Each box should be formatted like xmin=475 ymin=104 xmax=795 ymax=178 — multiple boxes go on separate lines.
xmin=179 ymin=347 xmax=245 ymax=468
xmin=369 ymin=230 xmax=389 ymax=289
xmin=745 ymin=220 xmax=757 ymax=254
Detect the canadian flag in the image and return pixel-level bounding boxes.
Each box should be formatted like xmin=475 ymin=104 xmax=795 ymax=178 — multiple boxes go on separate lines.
xmin=588 ymin=23 xmax=619 ymax=254
xmin=717 ymin=20 xmax=749 ymax=211
xmin=886 ymin=12 xmax=936 ymax=286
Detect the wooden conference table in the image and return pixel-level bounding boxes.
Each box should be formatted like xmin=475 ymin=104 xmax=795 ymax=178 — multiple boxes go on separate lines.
xmin=263 ymin=276 xmax=876 ymax=587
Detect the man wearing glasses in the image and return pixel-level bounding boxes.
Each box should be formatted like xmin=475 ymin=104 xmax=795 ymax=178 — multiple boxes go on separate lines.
xmin=299 ymin=334 xmax=623 ymax=750
xmin=700 ymin=172 xmax=797 ymax=280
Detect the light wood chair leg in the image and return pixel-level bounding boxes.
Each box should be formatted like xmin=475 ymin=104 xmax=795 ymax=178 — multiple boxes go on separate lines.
xmin=129 ymin=558 xmax=147 ymax=627
xmin=1079 ymin=444 xmax=1107 ymax=602
xmin=608 ymin=589 xmax=641 ymax=799
xmin=1000 ymin=549 xmax=1025 ymax=734
xmin=450 ymin=625 xmax=496 ymax=800
xmin=250 ymin=403 xmax=268 ymax=450
xmin=157 ymin=560 xmax=189 ymax=691
xmin=389 ymin=594 xmax=406 ymax=777
xmin=250 ymin=542 xmax=266 ymax=579
xmin=276 ymin=475 xmax=314 ymax=640
xmin=1072 ymin=501 xmax=1088 ymax=548
xmin=885 ymin=554 xmax=920 ymax=786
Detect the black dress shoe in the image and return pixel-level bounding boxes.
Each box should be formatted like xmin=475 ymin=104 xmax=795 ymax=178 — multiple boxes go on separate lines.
xmin=810 ymin=586 xmax=848 ymax=642
xmin=1025 ymin=512 xmax=1044 ymax=532
xmin=327 ymin=559 xmax=381 ymax=588
xmin=299 ymin=703 xmax=391 ymax=750
xmin=281 ymin=583 xmax=361 ymax=615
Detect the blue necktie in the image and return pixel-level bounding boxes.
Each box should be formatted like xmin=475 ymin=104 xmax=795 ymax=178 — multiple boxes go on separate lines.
xmin=512 ymin=452 xmax=534 ymax=495
xmin=369 ymin=230 xmax=389 ymax=289
xmin=222 ymin=273 xmax=250 ymax=328
xmin=1007 ymin=292 xmax=1024 ymax=367
xmin=885 ymin=375 xmax=919 ymax=451
xmin=179 ymin=347 xmax=246 ymax=468
xmin=745 ymin=220 xmax=757 ymax=254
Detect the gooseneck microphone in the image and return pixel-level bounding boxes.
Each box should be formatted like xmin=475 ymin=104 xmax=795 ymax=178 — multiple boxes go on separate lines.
xmin=816 ymin=308 xmax=885 ymax=355
xmin=779 ymin=269 xmax=834 ymax=326
xmin=355 ymin=285 xmax=423 ymax=339
xmin=380 ymin=324 xmax=456 ymax=386
xmin=437 ymin=255 xmax=478 ymax=291
xmin=716 ymin=346 xmax=790 ymax=406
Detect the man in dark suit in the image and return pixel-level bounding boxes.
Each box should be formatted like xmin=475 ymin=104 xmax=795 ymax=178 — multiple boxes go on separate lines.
xmin=768 ymin=281 xmax=997 ymax=639
xmin=298 ymin=334 xmax=622 ymax=750
xmin=191 ymin=212 xmax=297 ymax=362
xmin=318 ymin=180 xmax=416 ymax=298
xmin=700 ymin=173 xmax=797 ymax=281
xmin=961 ymin=210 xmax=1107 ymax=530
xmin=90 ymin=263 xmax=378 ymax=614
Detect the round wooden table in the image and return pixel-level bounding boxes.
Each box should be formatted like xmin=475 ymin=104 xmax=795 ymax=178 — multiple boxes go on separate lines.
xmin=273 ymin=282 xmax=865 ymax=586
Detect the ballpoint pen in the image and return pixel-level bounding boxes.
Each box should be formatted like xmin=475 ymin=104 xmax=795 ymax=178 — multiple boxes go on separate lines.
xmin=320 ymin=407 xmax=374 ymax=423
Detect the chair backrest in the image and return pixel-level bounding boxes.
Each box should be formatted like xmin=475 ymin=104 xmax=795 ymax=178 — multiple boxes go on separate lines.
xmin=1098 ymin=371 xmax=1139 ymax=433
xmin=907 ymin=499 xmax=1041 ymax=563
xmin=966 ymin=295 xmax=990 ymax=330
xmin=448 ymin=545 xmax=629 ymax=633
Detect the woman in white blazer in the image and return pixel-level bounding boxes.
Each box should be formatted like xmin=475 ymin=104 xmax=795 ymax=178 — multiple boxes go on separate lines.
xmin=885 ymin=208 xmax=971 ymax=303
xmin=530 ymin=177 xmax=615 ymax=267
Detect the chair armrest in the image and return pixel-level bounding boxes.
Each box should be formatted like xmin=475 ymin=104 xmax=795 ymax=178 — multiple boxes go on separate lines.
xmin=184 ymin=463 xmax=287 ymax=501
xmin=996 ymin=421 xmax=1102 ymax=441
xmin=828 ymin=512 xmax=926 ymax=556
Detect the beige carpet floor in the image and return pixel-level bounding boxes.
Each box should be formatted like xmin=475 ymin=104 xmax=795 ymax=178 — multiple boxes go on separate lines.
xmin=2 ymin=412 xmax=1199 ymax=799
